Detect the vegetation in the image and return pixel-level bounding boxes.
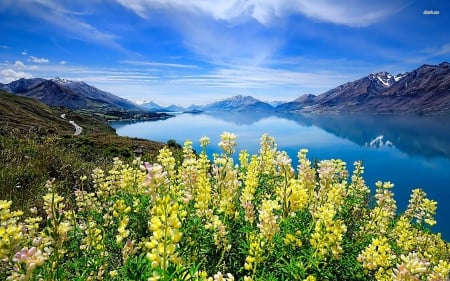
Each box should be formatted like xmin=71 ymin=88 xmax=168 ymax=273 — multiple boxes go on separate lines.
xmin=0 ymin=90 xmax=167 ymax=213
xmin=0 ymin=132 xmax=448 ymax=280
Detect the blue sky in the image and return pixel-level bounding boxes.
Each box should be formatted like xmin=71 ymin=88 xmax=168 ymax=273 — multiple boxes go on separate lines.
xmin=0 ymin=0 xmax=449 ymax=106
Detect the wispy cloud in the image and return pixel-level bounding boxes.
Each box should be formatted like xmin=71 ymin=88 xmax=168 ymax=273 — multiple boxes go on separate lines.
xmin=121 ymin=60 xmax=200 ymax=69
xmin=29 ymin=56 xmax=49 ymax=63
xmin=115 ymin=0 xmax=407 ymax=27
xmin=3 ymin=0 xmax=123 ymax=50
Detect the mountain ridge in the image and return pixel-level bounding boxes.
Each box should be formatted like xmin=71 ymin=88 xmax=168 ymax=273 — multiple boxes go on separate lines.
xmin=277 ymin=62 xmax=450 ymax=114
xmin=0 ymin=77 xmax=142 ymax=112
xmin=2 ymin=62 xmax=449 ymax=114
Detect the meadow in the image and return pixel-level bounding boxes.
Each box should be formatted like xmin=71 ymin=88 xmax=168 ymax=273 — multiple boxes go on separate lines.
xmin=1 ymin=132 xmax=449 ymax=280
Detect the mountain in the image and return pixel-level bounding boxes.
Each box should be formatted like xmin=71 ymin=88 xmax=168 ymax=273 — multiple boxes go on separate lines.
xmin=0 ymin=77 xmax=142 ymax=112
xmin=277 ymin=62 xmax=450 ymax=114
xmin=203 ymin=95 xmax=274 ymax=112
xmin=164 ymin=104 xmax=185 ymax=112
xmin=0 ymin=89 xmax=73 ymax=133
xmin=0 ymin=78 xmax=45 ymax=93
xmin=0 ymin=89 xmax=114 ymax=134
xmin=140 ymin=101 xmax=165 ymax=111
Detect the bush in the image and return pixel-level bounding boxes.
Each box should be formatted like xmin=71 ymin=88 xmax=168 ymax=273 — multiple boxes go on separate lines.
xmin=0 ymin=133 xmax=449 ymax=280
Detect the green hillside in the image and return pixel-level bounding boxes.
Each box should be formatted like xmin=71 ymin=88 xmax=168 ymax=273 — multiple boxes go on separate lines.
xmin=0 ymin=90 xmax=170 ymax=211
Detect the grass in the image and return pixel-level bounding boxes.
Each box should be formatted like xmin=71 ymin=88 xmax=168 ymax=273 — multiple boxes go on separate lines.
xmin=0 ymin=90 xmax=174 ymax=213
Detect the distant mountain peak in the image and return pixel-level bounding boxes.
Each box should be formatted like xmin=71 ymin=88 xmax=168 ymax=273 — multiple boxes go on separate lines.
xmin=369 ymin=72 xmax=396 ymax=87
xmin=52 ymin=77 xmax=72 ymax=84
xmin=203 ymin=95 xmax=274 ymax=112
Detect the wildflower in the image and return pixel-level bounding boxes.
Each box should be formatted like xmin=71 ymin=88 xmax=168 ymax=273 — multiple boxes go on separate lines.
xmin=297 ymin=149 xmax=316 ymax=196
xmin=213 ymin=155 xmax=240 ymax=217
xmin=427 ymin=260 xmax=450 ymax=281
xmin=122 ymin=239 xmax=137 ymax=262
xmin=310 ymin=205 xmax=347 ymax=259
xmin=259 ymin=134 xmax=277 ymax=175
xmin=244 ymin=234 xmax=266 ymax=274
xmin=358 ymin=236 xmax=396 ymax=271
xmin=257 ymin=199 xmax=280 ymax=241
xmin=361 ymin=181 xmax=397 ymax=235
xmin=144 ymin=163 xmax=168 ymax=189
xmin=109 ymin=270 xmax=118 ymax=278
xmin=116 ymin=216 xmax=130 ymax=244
xmin=0 ymin=200 xmax=24 ymax=260
xmin=284 ymin=231 xmax=302 ymax=248
xmin=157 ymin=147 xmax=177 ymax=181
xmin=392 ymin=252 xmax=430 ymax=280
xmin=218 ymin=132 xmax=237 ymax=155
xmin=210 ymin=215 xmax=230 ymax=250
xmin=285 ymin=178 xmax=309 ymax=216
xmin=212 ymin=272 xmax=235 ymax=281
xmin=240 ymin=156 xmax=258 ymax=223
xmin=200 ymin=136 xmax=210 ymax=148
xmin=304 ymin=275 xmax=317 ymax=281
xmin=11 ymin=246 xmax=48 ymax=280
xmin=194 ymin=152 xmax=212 ymax=216
xmin=80 ymin=220 xmax=104 ymax=252
xmin=146 ymin=195 xmax=183 ymax=272
xmin=405 ymin=189 xmax=437 ymax=226
xmin=239 ymin=149 xmax=249 ymax=169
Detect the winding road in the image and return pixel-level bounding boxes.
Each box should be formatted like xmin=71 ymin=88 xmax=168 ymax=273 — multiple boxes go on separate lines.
xmin=61 ymin=114 xmax=83 ymax=135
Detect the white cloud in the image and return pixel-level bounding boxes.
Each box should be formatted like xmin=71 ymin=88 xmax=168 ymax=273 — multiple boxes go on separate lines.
xmin=115 ymin=0 xmax=406 ymax=27
xmin=14 ymin=60 xmax=25 ymax=68
xmin=121 ymin=60 xmax=199 ymax=69
xmin=59 ymin=60 xmax=68 ymax=65
xmin=29 ymin=56 xmax=49 ymax=63
xmin=0 ymin=45 xmax=8 ymax=49
xmin=0 ymin=69 xmax=32 ymax=83
xmin=21 ymin=50 xmax=28 ymax=55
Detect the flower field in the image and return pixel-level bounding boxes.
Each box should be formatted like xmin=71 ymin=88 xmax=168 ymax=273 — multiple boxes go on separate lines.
xmin=1 ymin=132 xmax=449 ymax=280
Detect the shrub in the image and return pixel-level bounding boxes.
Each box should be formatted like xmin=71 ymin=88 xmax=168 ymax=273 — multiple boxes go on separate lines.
xmin=0 ymin=132 xmax=449 ymax=280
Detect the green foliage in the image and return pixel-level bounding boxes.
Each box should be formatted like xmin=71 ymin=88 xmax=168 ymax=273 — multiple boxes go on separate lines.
xmin=0 ymin=133 xmax=449 ymax=281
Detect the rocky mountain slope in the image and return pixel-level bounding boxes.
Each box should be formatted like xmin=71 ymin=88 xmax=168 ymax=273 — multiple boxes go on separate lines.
xmin=0 ymin=77 xmax=141 ymax=111
xmin=277 ymin=62 xmax=450 ymax=114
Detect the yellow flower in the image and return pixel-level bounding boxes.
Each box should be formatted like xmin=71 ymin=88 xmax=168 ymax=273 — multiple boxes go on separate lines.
xmin=358 ymin=236 xmax=395 ymax=271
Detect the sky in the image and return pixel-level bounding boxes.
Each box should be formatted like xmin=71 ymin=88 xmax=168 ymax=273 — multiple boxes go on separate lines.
xmin=0 ymin=0 xmax=449 ymax=106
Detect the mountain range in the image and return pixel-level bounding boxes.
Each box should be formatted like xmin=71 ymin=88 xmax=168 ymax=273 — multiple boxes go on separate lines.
xmin=1 ymin=62 xmax=449 ymax=114
xmin=0 ymin=77 xmax=141 ymax=112
xmin=142 ymin=62 xmax=450 ymax=114
xmin=277 ymin=62 xmax=450 ymax=114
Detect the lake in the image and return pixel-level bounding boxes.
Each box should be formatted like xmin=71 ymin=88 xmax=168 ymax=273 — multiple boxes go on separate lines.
xmin=111 ymin=112 xmax=450 ymax=241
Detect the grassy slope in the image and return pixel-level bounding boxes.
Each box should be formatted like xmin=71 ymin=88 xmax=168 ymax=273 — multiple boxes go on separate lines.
xmin=0 ymin=90 xmax=167 ymax=211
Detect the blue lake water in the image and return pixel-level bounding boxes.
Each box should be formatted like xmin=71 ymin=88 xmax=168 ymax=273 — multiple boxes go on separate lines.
xmin=111 ymin=112 xmax=450 ymax=241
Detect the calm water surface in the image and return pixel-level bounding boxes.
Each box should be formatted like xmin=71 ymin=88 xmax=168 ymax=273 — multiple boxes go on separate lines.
xmin=111 ymin=112 xmax=450 ymax=240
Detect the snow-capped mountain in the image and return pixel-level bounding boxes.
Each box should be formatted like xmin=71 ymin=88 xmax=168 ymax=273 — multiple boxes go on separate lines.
xmin=367 ymin=72 xmax=408 ymax=88
xmin=51 ymin=77 xmax=140 ymax=110
xmin=203 ymin=95 xmax=274 ymax=112
xmin=0 ymin=77 xmax=141 ymax=111
xmin=277 ymin=62 xmax=450 ymax=114
xmin=140 ymin=101 xmax=165 ymax=111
